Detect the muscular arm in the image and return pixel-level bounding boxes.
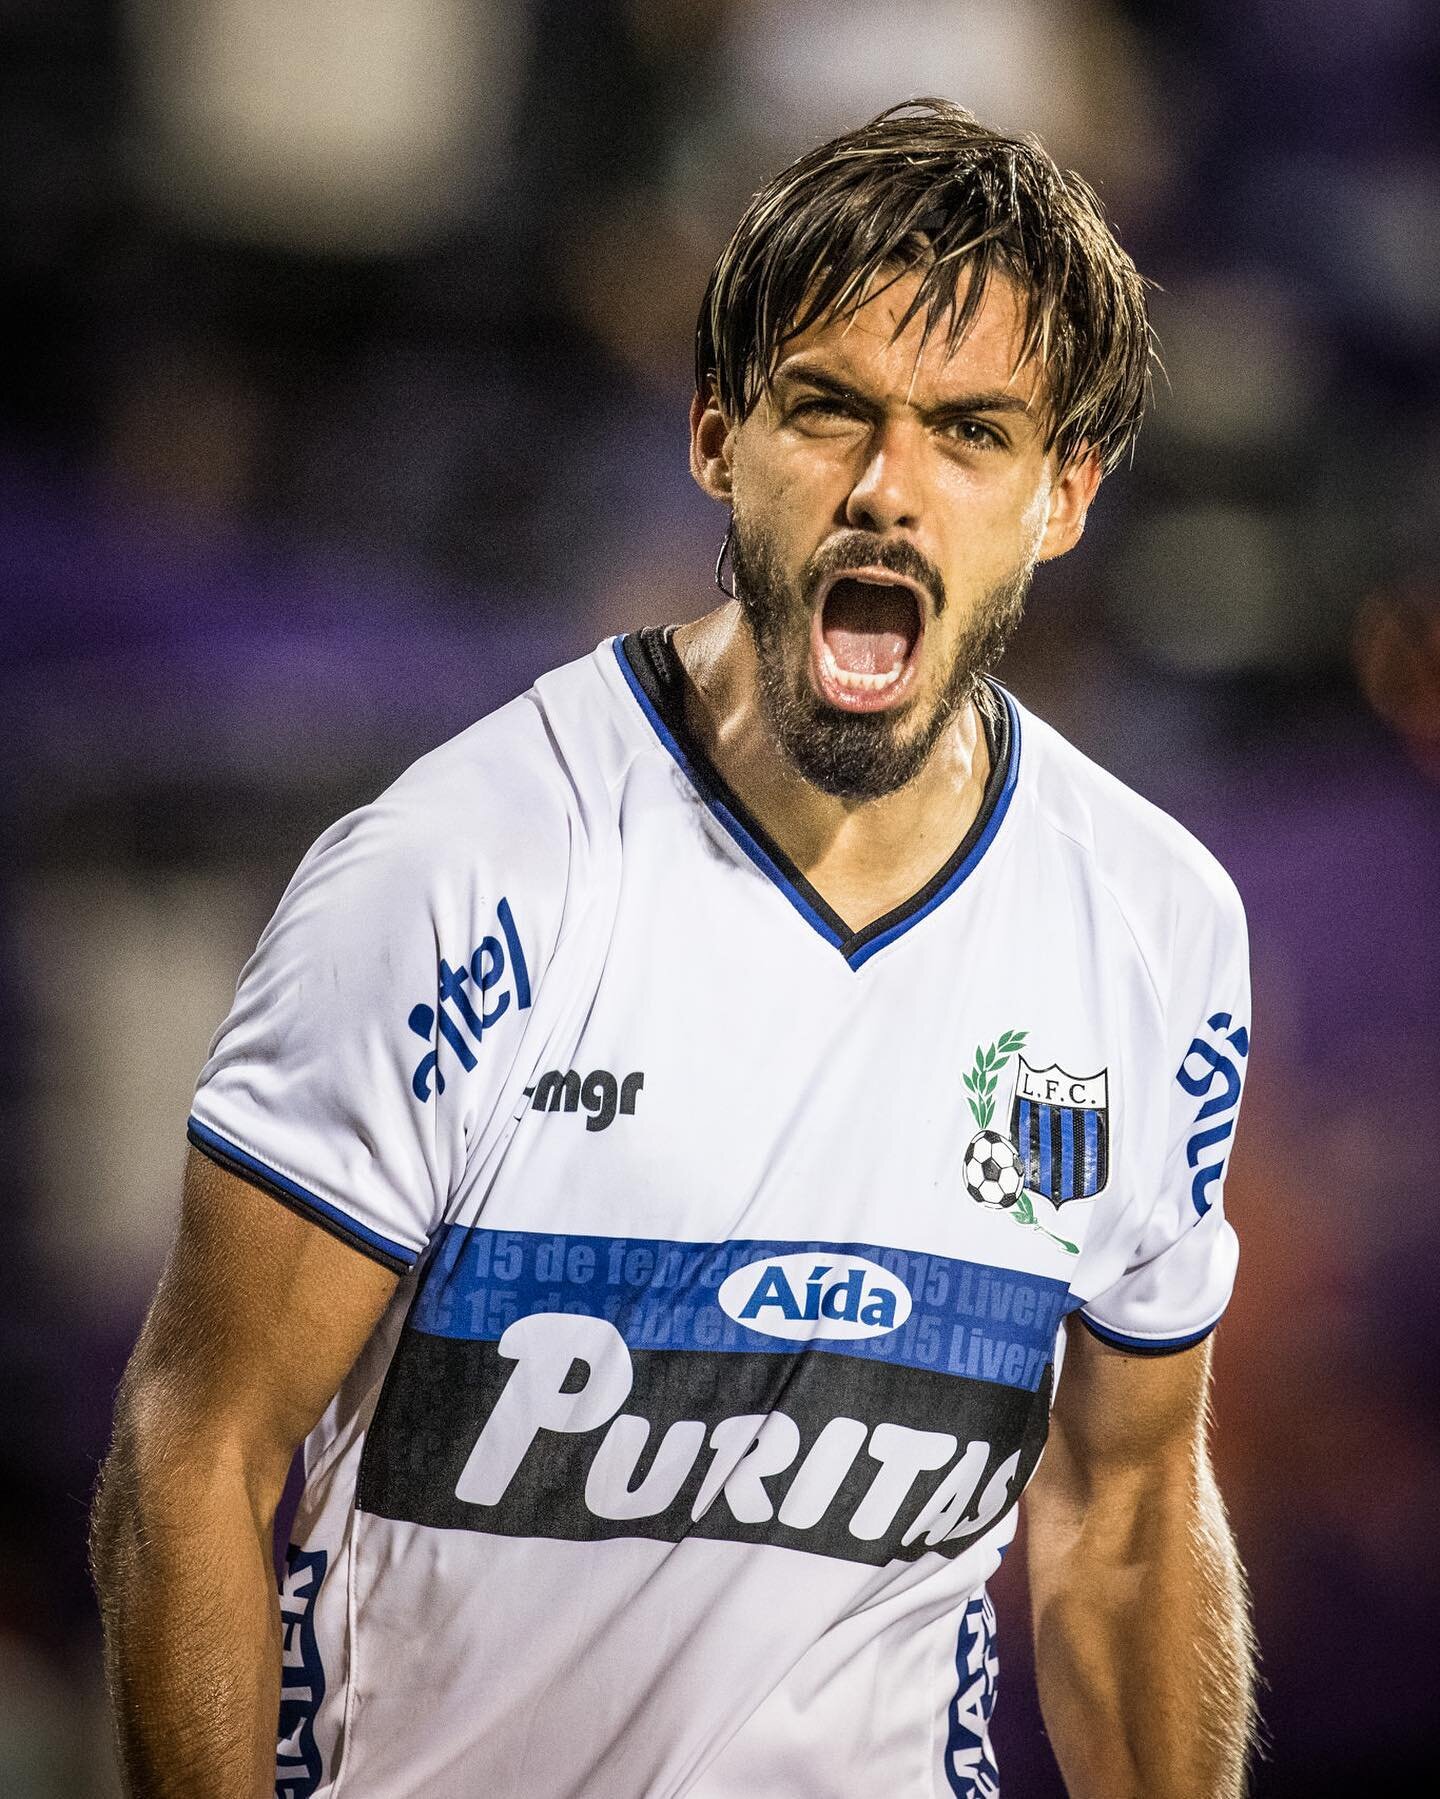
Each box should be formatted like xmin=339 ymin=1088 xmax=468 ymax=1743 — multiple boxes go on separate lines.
xmin=90 ymin=1149 xmax=399 ymax=1799
xmin=1024 ymin=1321 xmax=1256 ymax=1799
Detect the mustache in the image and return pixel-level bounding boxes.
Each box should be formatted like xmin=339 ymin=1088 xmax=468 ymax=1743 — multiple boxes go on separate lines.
xmin=800 ymin=533 xmax=947 ymax=617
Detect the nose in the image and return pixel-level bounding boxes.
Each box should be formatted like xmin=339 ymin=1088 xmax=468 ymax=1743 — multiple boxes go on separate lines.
xmin=844 ymin=419 xmax=923 ymax=534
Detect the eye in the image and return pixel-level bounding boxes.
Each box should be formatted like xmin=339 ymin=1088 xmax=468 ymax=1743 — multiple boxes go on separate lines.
xmin=789 ymin=395 xmax=863 ymax=426
xmin=945 ymin=418 xmax=1003 ymax=450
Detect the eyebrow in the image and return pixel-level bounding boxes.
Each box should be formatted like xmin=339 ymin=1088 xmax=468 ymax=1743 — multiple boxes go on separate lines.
xmin=774 ymin=362 xmax=1035 ymax=424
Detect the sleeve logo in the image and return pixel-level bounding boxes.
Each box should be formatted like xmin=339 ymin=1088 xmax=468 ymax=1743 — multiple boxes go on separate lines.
xmin=1175 ymin=1012 xmax=1249 ymax=1216
xmin=406 ymin=895 xmax=532 ymax=1102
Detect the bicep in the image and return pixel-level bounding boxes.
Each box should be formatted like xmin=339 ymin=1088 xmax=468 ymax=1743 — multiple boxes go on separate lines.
xmin=1029 ymin=1319 xmax=1214 ymax=1528
xmin=121 ymin=1148 xmax=400 ymax=1483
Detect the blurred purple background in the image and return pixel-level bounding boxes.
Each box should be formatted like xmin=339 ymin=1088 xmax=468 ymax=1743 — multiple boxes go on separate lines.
xmin=3 ymin=1 xmax=1438 ymax=1792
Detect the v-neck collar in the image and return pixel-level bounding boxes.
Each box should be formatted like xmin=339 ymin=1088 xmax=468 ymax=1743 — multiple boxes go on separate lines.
xmin=613 ymin=626 xmax=1021 ymax=971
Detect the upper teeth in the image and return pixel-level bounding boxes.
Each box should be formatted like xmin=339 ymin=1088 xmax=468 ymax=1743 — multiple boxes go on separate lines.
xmin=821 ymin=643 xmax=905 ymax=692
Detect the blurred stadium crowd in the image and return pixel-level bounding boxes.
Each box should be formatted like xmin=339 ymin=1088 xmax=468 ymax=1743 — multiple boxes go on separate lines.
xmin=2 ymin=1 xmax=1438 ymax=1793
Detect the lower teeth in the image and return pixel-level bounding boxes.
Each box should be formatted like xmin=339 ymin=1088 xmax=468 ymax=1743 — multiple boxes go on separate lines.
xmin=822 ymin=646 xmax=902 ymax=691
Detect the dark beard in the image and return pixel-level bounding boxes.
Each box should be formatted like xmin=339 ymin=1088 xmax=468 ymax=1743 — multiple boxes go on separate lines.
xmin=729 ymin=514 xmax=1030 ymax=801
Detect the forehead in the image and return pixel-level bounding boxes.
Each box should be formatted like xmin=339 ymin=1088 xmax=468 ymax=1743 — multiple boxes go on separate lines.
xmin=772 ymin=267 xmax=1042 ymax=407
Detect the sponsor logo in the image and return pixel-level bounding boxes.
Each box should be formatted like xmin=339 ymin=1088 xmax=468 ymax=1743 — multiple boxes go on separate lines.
xmin=525 ymin=1068 xmax=644 ymax=1132
xmin=717 ymin=1253 xmax=912 ymax=1341
xmin=406 ymin=896 xmax=531 ymax=1103
xmin=449 ymin=1312 xmax=1027 ymax=1555
xmin=276 ymin=1546 xmax=327 ymax=1799
xmin=359 ymin=1228 xmax=1067 ymax=1567
xmin=1175 ymin=1011 xmax=1248 ymax=1215
xmin=946 ymin=1592 xmax=1001 ymax=1799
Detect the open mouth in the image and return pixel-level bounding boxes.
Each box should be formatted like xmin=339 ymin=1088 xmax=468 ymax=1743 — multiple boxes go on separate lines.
xmin=810 ymin=571 xmax=925 ymax=713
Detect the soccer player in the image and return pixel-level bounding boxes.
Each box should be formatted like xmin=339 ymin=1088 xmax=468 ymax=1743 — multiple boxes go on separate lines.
xmin=92 ymin=101 xmax=1255 ymax=1798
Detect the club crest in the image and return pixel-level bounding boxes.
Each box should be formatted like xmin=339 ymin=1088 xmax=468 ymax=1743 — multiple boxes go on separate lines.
xmin=1009 ymin=1059 xmax=1109 ymax=1206
xmin=960 ymin=1031 xmax=1110 ymax=1256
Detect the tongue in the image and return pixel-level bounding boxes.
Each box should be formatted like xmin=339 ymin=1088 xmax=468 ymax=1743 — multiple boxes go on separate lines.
xmin=822 ymin=578 xmax=917 ymax=675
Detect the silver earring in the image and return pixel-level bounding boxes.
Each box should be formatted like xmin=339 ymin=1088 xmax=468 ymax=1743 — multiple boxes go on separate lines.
xmin=714 ymin=514 xmax=735 ymax=598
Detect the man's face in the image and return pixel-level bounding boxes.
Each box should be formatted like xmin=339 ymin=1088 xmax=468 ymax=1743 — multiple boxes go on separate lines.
xmin=694 ymin=269 xmax=1098 ymax=799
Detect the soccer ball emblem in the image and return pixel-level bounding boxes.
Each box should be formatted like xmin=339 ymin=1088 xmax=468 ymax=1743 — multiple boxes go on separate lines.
xmin=963 ymin=1130 xmax=1026 ymax=1209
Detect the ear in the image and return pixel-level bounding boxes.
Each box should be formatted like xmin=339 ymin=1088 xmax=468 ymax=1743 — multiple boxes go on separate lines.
xmin=1036 ymin=447 xmax=1103 ymax=563
xmin=689 ymin=390 xmax=735 ymax=502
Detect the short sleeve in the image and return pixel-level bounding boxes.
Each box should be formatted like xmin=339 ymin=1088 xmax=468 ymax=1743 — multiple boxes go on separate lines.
xmin=188 ymin=785 xmax=552 ymax=1274
xmin=1081 ymin=873 xmax=1251 ymax=1355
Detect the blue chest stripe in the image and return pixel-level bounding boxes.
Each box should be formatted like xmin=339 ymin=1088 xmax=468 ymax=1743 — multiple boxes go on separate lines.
xmin=410 ymin=1225 xmax=1075 ymax=1394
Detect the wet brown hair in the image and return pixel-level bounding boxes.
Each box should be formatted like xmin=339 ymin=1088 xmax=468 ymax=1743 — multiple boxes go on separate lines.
xmin=696 ymin=99 xmax=1153 ymax=472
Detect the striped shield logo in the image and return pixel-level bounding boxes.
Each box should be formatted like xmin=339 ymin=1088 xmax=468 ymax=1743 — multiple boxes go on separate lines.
xmin=1009 ymin=1059 xmax=1109 ymax=1206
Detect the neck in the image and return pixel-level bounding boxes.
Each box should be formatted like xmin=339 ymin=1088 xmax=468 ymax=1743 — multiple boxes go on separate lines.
xmin=670 ymin=602 xmax=993 ymax=934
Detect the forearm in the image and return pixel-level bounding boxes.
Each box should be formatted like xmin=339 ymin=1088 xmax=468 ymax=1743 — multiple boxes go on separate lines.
xmin=91 ymin=1409 xmax=285 ymax=1799
xmin=1029 ymin=1460 xmax=1255 ymax=1799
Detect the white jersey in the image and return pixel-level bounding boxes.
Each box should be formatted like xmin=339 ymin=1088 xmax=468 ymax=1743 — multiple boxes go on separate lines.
xmin=190 ymin=629 xmax=1250 ymax=1799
